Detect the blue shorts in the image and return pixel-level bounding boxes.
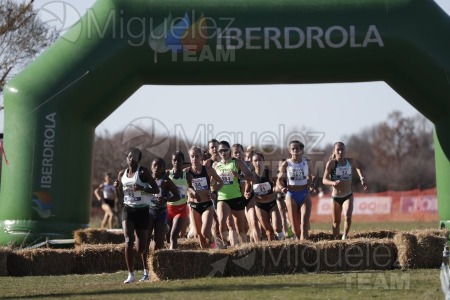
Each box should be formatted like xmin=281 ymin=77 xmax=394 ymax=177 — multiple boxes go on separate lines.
xmin=287 ymin=190 xmax=308 ymax=205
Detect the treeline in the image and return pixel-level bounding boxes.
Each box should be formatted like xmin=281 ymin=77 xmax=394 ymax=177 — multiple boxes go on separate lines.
xmin=92 ymin=111 xmax=435 ymax=193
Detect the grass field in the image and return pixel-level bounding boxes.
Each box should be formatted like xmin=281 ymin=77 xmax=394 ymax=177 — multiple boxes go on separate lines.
xmin=0 ymin=220 xmax=444 ymax=299
xmin=0 ymin=269 xmax=441 ymax=299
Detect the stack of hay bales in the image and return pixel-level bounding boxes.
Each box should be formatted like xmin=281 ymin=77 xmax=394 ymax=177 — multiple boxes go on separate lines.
xmin=150 ymin=238 xmax=397 ymax=280
xmin=0 ymin=229 xmax=446 ymax=277
xmin=394 ymin=229 xmax=447 ymax=269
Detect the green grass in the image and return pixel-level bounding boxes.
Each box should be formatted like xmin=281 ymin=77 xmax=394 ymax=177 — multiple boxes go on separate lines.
xmin=0 ymin=269 xmax=442 ymax=299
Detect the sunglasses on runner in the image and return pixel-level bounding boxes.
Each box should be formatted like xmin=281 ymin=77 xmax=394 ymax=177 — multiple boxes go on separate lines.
xmin=218 ymin=148 xmax=230 ymax=153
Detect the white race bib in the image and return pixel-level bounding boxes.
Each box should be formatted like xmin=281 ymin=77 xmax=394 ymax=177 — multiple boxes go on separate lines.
xmin=192 ymin=177 xmax=208 ymax=190
xmin=336 ymin=165 xmax=352 ymax=180
xmin=220 ymin=172 xmax=234 ymax=185
xmin=288 ymin=168 xmax=305 ymax=180
xmin=123 ymin=184 xmax=142 ymax=203
xmin=253 ymin=182 xmax=271 ymax=196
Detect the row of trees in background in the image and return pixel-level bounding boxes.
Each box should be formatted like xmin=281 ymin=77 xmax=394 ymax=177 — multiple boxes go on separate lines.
xmin=92 ymin=111 xmax=435 ymax=193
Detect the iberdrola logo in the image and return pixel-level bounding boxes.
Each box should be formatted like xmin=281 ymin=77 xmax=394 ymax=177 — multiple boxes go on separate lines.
xmin=31 ymin=191 xmax=53 ymax=219
xmin=149 ymin=12 xmax=208 ymax=63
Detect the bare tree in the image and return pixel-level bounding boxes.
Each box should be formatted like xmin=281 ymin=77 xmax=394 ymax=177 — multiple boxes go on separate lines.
xmin=0 ymin=0 xmax=58 ymax=93
xmin=346 ymin=111 xmax=435 ymax=191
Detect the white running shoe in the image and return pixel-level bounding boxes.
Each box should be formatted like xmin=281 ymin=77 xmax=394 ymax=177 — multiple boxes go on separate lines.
xmin=342 ymin=235 xmax=347 ymax=240
xmin=124 ymin=275 xmax=134 ymax=284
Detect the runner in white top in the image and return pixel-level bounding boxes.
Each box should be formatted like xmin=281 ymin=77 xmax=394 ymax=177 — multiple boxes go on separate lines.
xmin=94 ymin=172 xmax=117 ymax=229
xmin=114 ymin=148 xmax=159 ymax=284
xmin=277 ymin=140 xmax=316 ymax=240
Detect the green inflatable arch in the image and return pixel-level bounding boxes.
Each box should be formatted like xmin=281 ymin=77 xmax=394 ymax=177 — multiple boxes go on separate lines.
xmin=1 ymin=0 xmax=450 ymax=245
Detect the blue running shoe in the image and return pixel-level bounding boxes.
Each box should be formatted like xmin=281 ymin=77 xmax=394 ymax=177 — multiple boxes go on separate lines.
xmin=139 ymin=274 xmax=149 ymax=282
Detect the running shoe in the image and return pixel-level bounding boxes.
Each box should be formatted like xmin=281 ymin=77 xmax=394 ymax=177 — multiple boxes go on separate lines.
xmin=124 ymin=275 xmax=134 ymax=284
xmin=139 ymin=274 xmax=149 ymax=282
xmin=215 ymin=237 xmax=227 ymax=249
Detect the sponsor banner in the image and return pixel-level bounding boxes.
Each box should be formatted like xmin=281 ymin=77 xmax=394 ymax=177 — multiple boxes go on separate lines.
xmin=317 ymin=196 xmax=392 ymax=215
xmin=317 ymin=198 xmax=332 ymax=215
xmin=400 ymin=195 xmax=438 ymax=213
xmin=353 ymin=197 xmax=391 ymax=215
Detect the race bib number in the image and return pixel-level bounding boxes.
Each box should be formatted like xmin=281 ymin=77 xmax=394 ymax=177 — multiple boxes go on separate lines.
xmin=288 ymin=168 xmax=305 ymax=180
xmin=221 ymin=172 xmax=234 ymax=185
xmin=192 ymin=177 xmax=208 ymax=191
xmin=123 ymin=184 xmax=142 ymax=202
xmin=253 ymin=182 xmax=271 ymax=196
xmin=336 ymin=165 xmax=352 ymax=180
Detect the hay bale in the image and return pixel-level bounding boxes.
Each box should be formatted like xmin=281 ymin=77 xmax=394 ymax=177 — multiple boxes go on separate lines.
xmin=177 ymin=238 xmax=202 ymax=250
xmin=317 ymin=240 xmax=346 ymax=272
xmin=6 ymin=248 xmax=76 ymax=276
xmin=150 ymin=249 xmax=229 ymax=280
xmin=0 ymin=247 xmax=12 ymax=276
xmin=409 ymin=229 xmax=449 ymax=239
xmin=351 ymin=230 xmax=397 ymax=239
xmin=309 ymin=231 xmax=335 ymax=242
xmin=150 ymin=238 xmax=396 ymax=280
xmin=393 ymin=232 xmax=417 ymax=269
xmin=75 ymin=244 xmax=141 ymax=274
xmin=343 ymin=239 xmax=396 ymax=271
xmin=393 ymin=230 xmax=448 ymax=269
xmin=7 ymin=250 xmax=32 ymax=276
xmin=73 ymin=229 xmax=88 ymax=245
xmin=414 ymin=231 xmax=447 ymax=268
xmin=74 ymin=229 xmax=124 ymax=245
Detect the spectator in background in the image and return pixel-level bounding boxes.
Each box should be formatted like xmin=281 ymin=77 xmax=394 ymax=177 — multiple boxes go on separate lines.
xmin=322 ymin=142 xmax=367 ymax=240
xmin=94 ymin=172 xmax=117 ymax=229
